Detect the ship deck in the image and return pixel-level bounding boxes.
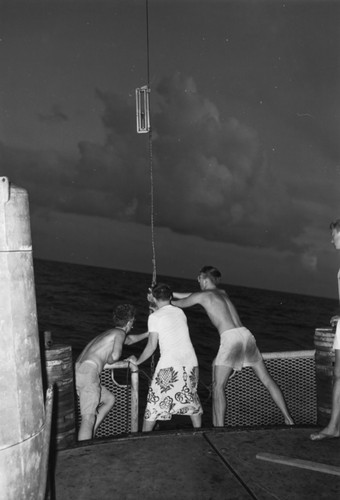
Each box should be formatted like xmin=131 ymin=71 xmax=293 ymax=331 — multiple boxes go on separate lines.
xmin=52 ymin=426 xmax=340 ymax=500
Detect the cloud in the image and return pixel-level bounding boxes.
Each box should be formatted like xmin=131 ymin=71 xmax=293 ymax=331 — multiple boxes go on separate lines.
xmin=301 ymin=252 xmax=317 ymax=272
xmin=38 ymin=104 xmax=69 ymax=123
xmin=0 ymin=141 xmax=74 ymax=209
xmin=74 ymin=73 xmax=307 ymax=252
xmin=1 ymin=72 xmax=336 ymax=257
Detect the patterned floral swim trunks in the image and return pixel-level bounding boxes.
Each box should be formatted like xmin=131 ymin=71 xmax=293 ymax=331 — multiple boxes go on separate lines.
xmin=144 ymin=365 xmax=203 ymax=421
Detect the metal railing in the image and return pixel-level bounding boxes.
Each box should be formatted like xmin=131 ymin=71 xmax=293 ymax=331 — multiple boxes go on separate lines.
xmin=223 ymin=350 xmax=316 ymax=427
xmin=76 ymin=351 xmax=317 ymax=436
xmin=76 ymin=361 xmax=139 ymax=438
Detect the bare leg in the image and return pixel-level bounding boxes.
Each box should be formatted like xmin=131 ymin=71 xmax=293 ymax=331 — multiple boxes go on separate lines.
xmin=311 ymin=350 xmax=340 ymax=440
xmin=190 ymin=414 xmax=202 ymax=428
xmin=212 ymin=364 xmax=234 ymax=427
xmin=93 ymin=387 xmax=115 ymax=435
xmin=142 ymin=419 xmax=157 ymax=432
xmin=78 ymin=414 xmax=96 ymax=441
xmin=252 ymin=360 xmax=294 ymax=425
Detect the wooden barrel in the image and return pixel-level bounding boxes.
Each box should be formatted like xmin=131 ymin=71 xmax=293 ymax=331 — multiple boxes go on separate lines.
xmin=314 ymin=328 xmax=335 ymax=427
xmin=44 ymin=344 xmax=76 ymax=450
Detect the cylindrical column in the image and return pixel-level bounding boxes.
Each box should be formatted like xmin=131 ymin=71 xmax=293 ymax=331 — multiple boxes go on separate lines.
xmin=0 ymin=177 xmax=45 ymax=499
xmin=314 ymin=327 xmax=335 ymax=427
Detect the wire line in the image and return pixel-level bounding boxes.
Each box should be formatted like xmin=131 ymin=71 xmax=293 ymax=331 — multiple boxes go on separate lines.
xmin=145 ymin=0 xmax=157 ymax=287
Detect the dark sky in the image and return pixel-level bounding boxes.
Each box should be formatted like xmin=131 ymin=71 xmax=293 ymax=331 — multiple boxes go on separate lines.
xmin=1 ymin=0 xmax=340 ymax=297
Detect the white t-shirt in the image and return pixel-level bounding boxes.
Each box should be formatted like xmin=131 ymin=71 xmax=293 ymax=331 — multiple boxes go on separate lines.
xmin=148 ymin=304 xmax=198 ymax=367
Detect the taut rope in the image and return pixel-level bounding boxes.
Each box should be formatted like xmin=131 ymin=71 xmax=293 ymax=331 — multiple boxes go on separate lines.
xmin=145 ymin=0 xmax=157 ymax=287
xmin=145 ymin=0 xmax=156 ymax=379
xmin=149 ymin=131 xmax=156 ymax=287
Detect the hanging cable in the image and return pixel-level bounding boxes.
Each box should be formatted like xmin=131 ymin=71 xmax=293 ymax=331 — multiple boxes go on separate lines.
xmin=145 ymin=0 xmax=157 ymax=287
xmin=149 ymin=137 xmax=156 ymax=287
xmin=136 ymin=2 xmax=156 ymax=286
xmin=145 ymin=0 xmax=157 ymax=381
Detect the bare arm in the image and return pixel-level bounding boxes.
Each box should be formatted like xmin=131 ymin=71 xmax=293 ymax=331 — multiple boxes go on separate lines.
xmin=124 ymin=331 xmax=149 ymax=345
xmin=172 ymin=292 xmax=192 ymax=299
xmin=104 ymin=360 xmax=131 ymax=370
xmin=131 ymin=331 xmax=158 ymax=366
xmin=171 ymin=292 xmax=203 ymax=309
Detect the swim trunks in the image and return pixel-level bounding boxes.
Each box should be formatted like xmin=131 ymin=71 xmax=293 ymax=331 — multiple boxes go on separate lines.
xmin=333 ymin=320 xmax=340 ymax=350
xmin=144 ymin=365 xmax=202 ymax=421
xmin=75 ymin=360 xmax=111 ymax=415
xmin=214 ymin=327 xmax=262 ymax=371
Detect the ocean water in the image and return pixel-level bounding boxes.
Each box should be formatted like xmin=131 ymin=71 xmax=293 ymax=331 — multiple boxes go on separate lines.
xmin=34 ymin=258 xmax=337 ymax=428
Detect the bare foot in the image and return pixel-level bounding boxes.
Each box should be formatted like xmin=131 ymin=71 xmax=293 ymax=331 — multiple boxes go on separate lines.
xmin=310 ymin=430 xmax=340 ymax=441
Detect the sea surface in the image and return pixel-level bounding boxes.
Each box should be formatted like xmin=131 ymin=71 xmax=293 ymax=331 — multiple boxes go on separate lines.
xmin=34 ymin=258 xmax=338 ymax=428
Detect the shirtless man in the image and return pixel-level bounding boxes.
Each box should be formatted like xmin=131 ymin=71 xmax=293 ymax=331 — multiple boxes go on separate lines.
xmin=75 ymin=304 xmax=148 ymax=441
xmin=172 ymin=266 xmax=294 ymax=427
xmin=310 ymin=219 xmax=340 ymax=440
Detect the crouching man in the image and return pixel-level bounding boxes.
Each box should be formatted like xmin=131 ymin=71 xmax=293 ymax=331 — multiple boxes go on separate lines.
xmin=75 ymin=304 xmax=147 ymax=440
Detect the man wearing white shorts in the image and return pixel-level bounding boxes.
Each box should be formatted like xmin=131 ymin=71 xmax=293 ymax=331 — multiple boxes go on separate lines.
xmin=311 ymin=220 xmax=340 ymax=440
xmin=173 ymin=266 xmax=294 ymax=427
xmin=214 ymin=326 xmax=262 ymax=370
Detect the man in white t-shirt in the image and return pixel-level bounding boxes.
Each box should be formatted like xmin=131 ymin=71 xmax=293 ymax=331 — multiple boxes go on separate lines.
xmin=311 ymin=219 xmax=340 ymax=440
xmin=128 ymin=283 xmax=202 ymax=432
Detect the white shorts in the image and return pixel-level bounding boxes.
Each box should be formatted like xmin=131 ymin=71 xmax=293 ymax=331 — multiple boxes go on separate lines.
xmin=214 ymin=327 xmax=262 ymax=371
xmin=333 ymin=321 xmax=340 ymax=350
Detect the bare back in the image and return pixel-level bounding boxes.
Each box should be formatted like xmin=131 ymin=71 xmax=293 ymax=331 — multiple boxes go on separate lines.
xmin=76 ymin=328 xmax=125 ymax=372
xmin=199 ymin=289 xmax=243 ymax=334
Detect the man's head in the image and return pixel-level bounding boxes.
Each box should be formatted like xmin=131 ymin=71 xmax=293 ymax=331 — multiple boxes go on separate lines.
xmin=113 ymin=304 xmax=136 ymax=331
xmin=197 ymin=266 xmax=221 ymax=289
xmin=151 ymin=283 xmax=172 ymax=303
xmin=330 ymin=219 xmax=340 ymax=250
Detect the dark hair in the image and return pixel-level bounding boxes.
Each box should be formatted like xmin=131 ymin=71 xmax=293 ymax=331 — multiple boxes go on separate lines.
xmin=113 ymin=304 xmax=136 ymax=327
xmin=330 ymin=219 xmax=340 ymax=232
xmin=151 ymin=283 xmax=172 ymax=301
xmin=199 ymin=265 xmax=221 ymax=284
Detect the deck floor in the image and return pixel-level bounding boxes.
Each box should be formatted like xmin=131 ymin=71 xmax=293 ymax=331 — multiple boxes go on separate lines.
xmin=52 ymin=427 xmax=340 ymax=500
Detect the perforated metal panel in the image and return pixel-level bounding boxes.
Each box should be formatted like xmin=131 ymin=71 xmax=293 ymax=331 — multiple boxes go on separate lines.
xmin=76 ymin=368 xmax=137 ymax=438
xmin=77 ymin=353 xmax=317 ymax=435
xmin=224 ymin=351 xmax=317 ymax=427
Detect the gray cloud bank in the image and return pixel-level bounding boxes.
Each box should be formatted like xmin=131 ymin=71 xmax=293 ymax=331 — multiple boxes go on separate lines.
xmin=1 ymin=72 xmax=337 ymax=258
